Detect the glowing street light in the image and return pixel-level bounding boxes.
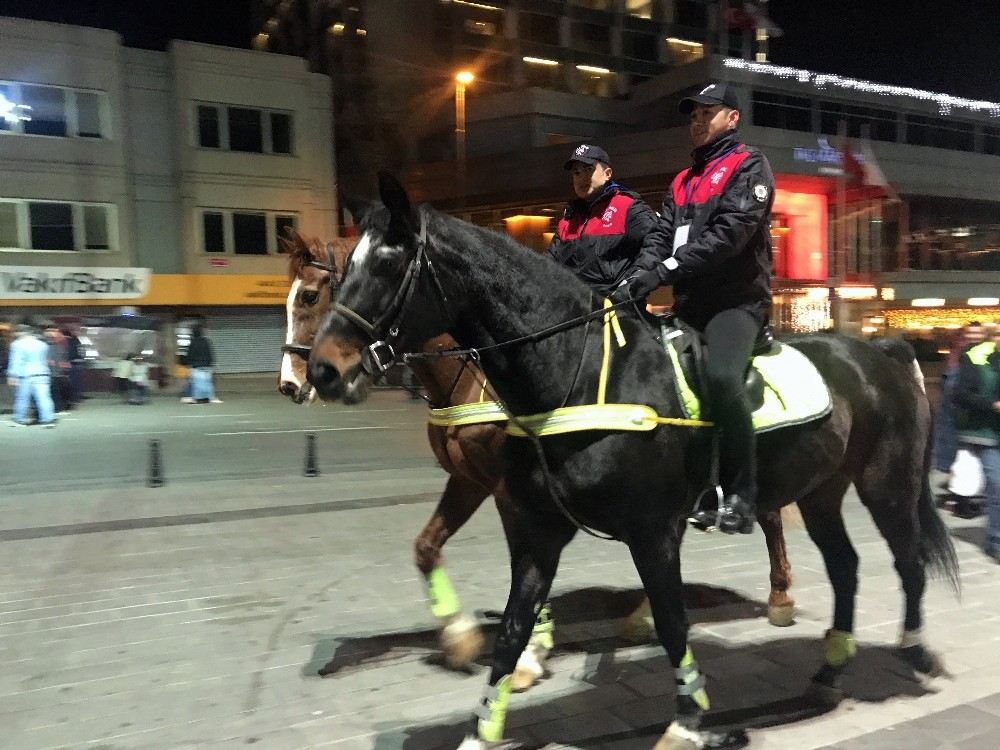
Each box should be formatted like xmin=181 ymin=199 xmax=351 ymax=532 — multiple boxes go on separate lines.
xmin=455 ymin=71 xmax=475 ymax=210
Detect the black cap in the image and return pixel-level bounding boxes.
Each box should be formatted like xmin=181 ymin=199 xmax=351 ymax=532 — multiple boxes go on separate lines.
xmin=563 ymin=144 xmax=611 ymax=170
xmin=679 ymin=82 xmax=741 ymax=114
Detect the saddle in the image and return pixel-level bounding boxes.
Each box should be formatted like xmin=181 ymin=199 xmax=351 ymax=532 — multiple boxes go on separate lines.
xmin=659 ymin=317 xmax=832 ymax=434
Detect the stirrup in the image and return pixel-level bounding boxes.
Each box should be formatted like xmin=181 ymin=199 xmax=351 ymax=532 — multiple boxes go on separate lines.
xmin=717 ymin=496 xmax=756 ymax=535
xmin=688 ymin=485 xmax=724 ymax=532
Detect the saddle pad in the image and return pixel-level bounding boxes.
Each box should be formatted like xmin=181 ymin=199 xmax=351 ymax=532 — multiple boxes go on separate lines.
xmin=666 ymin=338 xmax=832 ymax=434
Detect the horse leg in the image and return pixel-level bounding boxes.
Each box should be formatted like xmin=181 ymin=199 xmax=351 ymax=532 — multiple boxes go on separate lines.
xmin=628 ymin=527 xmax=749 ymax=750
xmin=415 ymin=473 xmax=490 ymax=669
xmin=459 ymin=513 xmax=575 ymax=747
xmin=856 ymin=467 xmax=951 ymax=678
xmin=796 ymin=473 xmax=860 ymax=706
xmin=760 ymin=509 xmax=795 ymax=626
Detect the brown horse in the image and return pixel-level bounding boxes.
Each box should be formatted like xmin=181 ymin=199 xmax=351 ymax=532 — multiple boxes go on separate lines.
xmin=277 ymin=230 xmax=797 ymax=689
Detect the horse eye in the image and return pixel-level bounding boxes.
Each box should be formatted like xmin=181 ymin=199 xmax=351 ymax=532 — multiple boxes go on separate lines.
xmin=301 ymin=289 xmax=319 ymax=306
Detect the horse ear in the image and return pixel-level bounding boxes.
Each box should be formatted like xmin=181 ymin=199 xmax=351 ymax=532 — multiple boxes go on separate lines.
xmin=377 ymin=171 xmax=416 ymax=236
xmin=340 ymin=193 xmax=373 ymax=225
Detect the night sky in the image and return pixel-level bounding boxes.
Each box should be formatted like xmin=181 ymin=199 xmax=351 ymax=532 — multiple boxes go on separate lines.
xmin=1 ymin=0 xmax=997 ymax=101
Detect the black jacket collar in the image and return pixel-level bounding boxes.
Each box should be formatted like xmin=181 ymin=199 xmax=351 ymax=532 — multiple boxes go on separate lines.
xmin=691 ymin=130 xmax=741 ymax=170
xmin=567 ymin=181 xmax=624 ymax=217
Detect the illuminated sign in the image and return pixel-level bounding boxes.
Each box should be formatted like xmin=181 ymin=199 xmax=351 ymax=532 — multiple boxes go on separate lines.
xmin=0 ymin=92 xmax=31 ymax=124
xmin=792 ymin=137 xmax=864 ymax=174
xmin=1 ymin=266 xmax=150 ymax=299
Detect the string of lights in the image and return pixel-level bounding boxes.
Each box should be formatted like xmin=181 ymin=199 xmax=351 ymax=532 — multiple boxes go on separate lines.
xmin=723 ymin=58 xmax=1000 ymax=118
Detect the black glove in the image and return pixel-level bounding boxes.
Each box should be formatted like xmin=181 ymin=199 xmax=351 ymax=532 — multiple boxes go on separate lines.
xmin=628 ymin=268 xmax=663 ymax=300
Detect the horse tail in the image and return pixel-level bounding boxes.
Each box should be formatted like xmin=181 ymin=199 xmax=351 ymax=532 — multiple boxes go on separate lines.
xmin=917 ymin=411 xmax=961 ymax=594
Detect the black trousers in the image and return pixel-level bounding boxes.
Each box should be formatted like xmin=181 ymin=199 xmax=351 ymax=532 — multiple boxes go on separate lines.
xmin=701 ymin=308 xmax=764 ymax=504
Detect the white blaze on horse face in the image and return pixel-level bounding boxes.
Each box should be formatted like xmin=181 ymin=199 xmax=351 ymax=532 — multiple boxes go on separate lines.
xmin=348 ymin=231 xmax=373 ymax=272
xmin=280 ymin=278 xmax=303 ymax=388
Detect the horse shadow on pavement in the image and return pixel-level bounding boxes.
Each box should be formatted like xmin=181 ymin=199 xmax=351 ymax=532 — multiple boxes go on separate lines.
xmin=368 ymin=636 xmax=939 ymax=750
xmin=303 ymin=583 xmax=761 ymax=679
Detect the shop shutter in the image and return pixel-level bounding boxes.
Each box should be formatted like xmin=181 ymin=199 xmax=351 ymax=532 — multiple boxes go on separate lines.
xmin=204 ymin=309 xmax=286 ymax=373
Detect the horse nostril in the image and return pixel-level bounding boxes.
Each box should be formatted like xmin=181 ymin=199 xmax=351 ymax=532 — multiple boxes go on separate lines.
xmin=308 ymin=357 xmax=339 ymax=387
xmin=278 ymin=381 xmax=297 ymax=396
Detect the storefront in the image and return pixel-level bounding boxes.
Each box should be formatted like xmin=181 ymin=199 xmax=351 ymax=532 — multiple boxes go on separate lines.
xmin=0 ymin=265 xmax=291 ymax=378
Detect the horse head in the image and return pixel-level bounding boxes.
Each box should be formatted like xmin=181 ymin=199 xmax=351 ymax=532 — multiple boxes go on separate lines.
xmin=309 ymin=174 xmax=455 ymax=404
xmin=279 ymin=227 xmax=351 ymax=404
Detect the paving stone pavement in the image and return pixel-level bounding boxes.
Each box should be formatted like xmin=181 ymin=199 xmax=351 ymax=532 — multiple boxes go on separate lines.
xmin=2 ymin=391 xmax=999 ymax=749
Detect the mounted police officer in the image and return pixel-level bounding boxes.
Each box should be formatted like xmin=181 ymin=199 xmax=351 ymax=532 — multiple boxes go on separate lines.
xmin=613 ymin=82 xmax=775 ymax=535
xmin=547 ymin=144 xmax=658 ymax=298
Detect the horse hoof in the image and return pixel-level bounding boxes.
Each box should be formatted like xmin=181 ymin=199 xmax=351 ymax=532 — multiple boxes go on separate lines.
xmin=441 ymin=614 xmax=484 ymax=670
xmin=654 ymin=722 xmax=750 ymax=750
xmin=511 ymin=665 xmax=540 ymax=692
xmin=767 ymin=603 xmax=795 ymax=627
xmin=511 ymin=644 xmax=548 ymax=693
xmin=900 ymin=645 xmax=952 ymax=679
xmin=805 ymin=679 xmax=844 ymax=707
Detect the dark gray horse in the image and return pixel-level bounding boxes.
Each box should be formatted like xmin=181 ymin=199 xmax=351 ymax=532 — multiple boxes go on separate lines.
xmin=308 ymin=174 xmax=958 ymax=749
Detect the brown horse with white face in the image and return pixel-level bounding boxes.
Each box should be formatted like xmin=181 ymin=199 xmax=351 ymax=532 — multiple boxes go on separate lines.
xmin=280 ymin=228 xmax=798 ymax=691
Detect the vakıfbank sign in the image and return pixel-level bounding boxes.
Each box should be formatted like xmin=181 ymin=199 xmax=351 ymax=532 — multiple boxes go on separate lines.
xmin=0 ymin=266 xmax=151 ymax=300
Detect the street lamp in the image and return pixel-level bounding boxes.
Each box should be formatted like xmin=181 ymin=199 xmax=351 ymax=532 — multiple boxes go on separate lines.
xmin=455 ymin=70 xmax=474 ymax=210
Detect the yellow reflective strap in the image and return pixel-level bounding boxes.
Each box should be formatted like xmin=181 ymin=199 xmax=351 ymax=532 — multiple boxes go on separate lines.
xmin=476 ymin=674 xmax=513 ymax=741
xmin=597 ymin=299 xmax=628 ymax=406
xmin=824 ymin=629 xmax=857 ymax=667
xmin=428 ymin=401 xmax=508 ymax=427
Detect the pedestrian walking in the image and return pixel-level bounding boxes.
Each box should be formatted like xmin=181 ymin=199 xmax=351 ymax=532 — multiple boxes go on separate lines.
xmin=6 ymin=320 xmax=56 ymax=427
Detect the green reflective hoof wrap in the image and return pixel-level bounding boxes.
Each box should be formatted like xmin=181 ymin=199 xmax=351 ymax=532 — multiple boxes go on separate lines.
xmin=427 ymin=566 xmax=461 ymax=620
xmin=475 ymin=674 xmax=512 ymax=742
xmin=823 ymin=629 xmax=856 ymax=668
xmin=675 ymin=647 xmax=710 ymax=712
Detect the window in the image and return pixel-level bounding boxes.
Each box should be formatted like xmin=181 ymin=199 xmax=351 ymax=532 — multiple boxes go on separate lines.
xmin=203 ymin=212 xmax=225 ymax=253
xmin=21 ymin=85 xmax=67 ymax=137
xmin=573 ymin=22 xmax=610 ymax=55
xmin=0 ymin=82 xmax=107 ymax=139
xmin=270 ymin=112 xmax=292 ymax=154
xmin=820 ymin=102 xmax=897 ymax=142
xmin=83 ymin=205 xmax=109 ymax=249
xmin=0 ymin=202 xmax=17 ymax=247
xmin=75 ymin=92 xmax=102 ymax=138
xmin=752 ymin=91 xmax=812 ymax=132
xmin=626 ymin=0 xmax=654 ymax=18
xmin=904 ymin=114 xmax=974 ymax=151
xmin=666 ymin=38 xmax=704 ymax=65
xmin=523 ymin=59 xmax=562 ymax=89
xmin=985 ymin=126 xmax=1000 ymax=156
xmin=463 ymin=18 xmax=497 ymax=36
xmin=275 ymin=215 xmax=297 ymax=249
xmin=198 ymin=105 xmax=220 ymax=148
xmin=0 ymin=199 xmax=114 ymax=252
xmin=228 ymin=107 xmax=263 ymax=153
xmin=519 ymin=12 xmax=559 ymax=46
xmin=195 ymin=103 xmax=293 ymax=154
xmin=199 ymin=210 xmax=299 ymax=254
xmin=29 ymin=202 xmax=74 ymax=250
xmin=623 ymin=31 xmax=658 ymax=61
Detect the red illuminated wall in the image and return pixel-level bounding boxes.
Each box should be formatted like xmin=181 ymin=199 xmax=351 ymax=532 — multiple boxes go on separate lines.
xmin=772 ymin=187 xmax=828 ymax=281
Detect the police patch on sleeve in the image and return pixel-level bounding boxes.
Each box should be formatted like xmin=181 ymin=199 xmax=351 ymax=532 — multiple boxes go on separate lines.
xmin=753 ymin=183 xmax=769 ymax=203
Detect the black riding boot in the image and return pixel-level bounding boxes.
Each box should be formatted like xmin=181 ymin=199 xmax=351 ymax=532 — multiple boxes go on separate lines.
xmin=717 ymin=494 xmax=757 ymax=535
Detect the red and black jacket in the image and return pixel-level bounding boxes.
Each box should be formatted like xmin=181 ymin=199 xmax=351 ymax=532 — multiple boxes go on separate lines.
xmin=635 ymin=131 xmax=774 ymax=330
xmin=547 ymin=183 xmax=659 ymax=298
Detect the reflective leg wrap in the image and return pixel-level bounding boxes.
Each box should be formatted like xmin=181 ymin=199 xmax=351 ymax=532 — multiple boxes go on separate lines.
xmin=427 ymin=566 xmax=460 ymax=620
xmin=528 ymin=602 xmax=554 ymax=651
xmin=474 ymin=674 xmax=512 ymax=742
xmin=675 ymin=646 xmax=710 ymax=712
xmin=824 ymin=629 xmax=857 ymax=667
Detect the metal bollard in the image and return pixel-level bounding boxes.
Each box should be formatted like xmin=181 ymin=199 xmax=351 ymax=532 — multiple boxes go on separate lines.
xmin=147 ymin=439 xmax=165 ymax=488
xmin=304 ymin=433 xmax=319 ymax=477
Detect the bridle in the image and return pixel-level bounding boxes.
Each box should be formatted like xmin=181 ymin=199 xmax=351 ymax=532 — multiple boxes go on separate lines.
xmin=332 ymin=213 xmax=450 ymax=379
xmin=280 ymin=242 xmax=340 ymax=361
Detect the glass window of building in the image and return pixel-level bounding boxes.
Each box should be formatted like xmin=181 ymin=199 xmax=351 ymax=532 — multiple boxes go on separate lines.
xmin=519 ymin=12 xmax=559 ymax=47
xmin=203 ymin=212 xmax=225 ymax=253
xmin=198 ymin=105 xmax=220 ymax=148
xmin=0 ymin=202 xmax=17 ymax=247
xmin=577 ymin=68 xmax=615 ymax=97
xmin=21 ymin=85 xmax=67 ymax=137
xmin=228 ymin=107 xmax=263 ymax=153
xmin=752 ymin=91 xmax=812 ymax=132
xmin=623 ymin=31 xmax=658 ymax=61
xmin=523 ymin=58 xmax=562 ymax=89
xmin=83 ymin=205 xmax=110 ymax=250
xmin=666 ymin=38 xmax=704 ymax=65
xmin=984 ymin=126 xmax=1000 ymax=156
xmin=626 ymin=0 xmax=654 ymax=19
xmin=463 ymin=18 xmax=497 ymax=37
xmin=28 ymin=202 xmax=74 ymax=250
xmin=76 ymin=91 xmax=103 ymax=138
xmin=233 ymin=212 xmax=268 ymax=254
xmin=820 ymin=102 xmax=897 ymax=141
xmin=0 ymin=84 xmax=12 ymax=132
xmin=275 ymin=215 xmax=297 ymax=250
xmin=270 ymin=112 xmax=292 ymax=154
xmin=904 ymin=114 xmax=974 ymax=151
xmin=573 ymin=22 xmax=610 ymax=55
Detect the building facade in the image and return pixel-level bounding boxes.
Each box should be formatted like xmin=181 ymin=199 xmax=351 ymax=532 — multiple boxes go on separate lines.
xmin=0 ymin=17 xmax=336 ymax=372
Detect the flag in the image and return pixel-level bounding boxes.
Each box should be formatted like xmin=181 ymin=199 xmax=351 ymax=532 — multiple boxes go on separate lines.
xmin=842 ymin=138 xmax=900 ymax=202
xmin=744 ymin=2 xmax=784 ymax=37
xmin=724 ymin=1 xmax=784 ymax=36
